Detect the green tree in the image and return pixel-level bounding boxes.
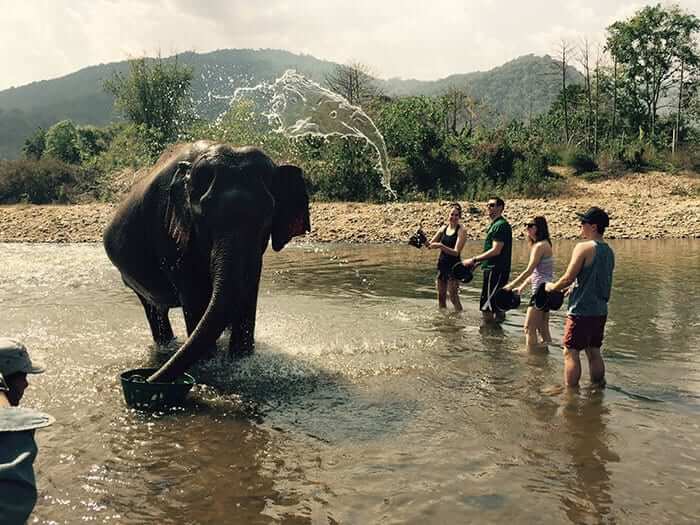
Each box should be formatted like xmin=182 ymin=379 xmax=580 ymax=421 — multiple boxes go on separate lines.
xmin=606 ymin=4 xmax=700 ymax=138
xmin=103 ymin=55 xmax=193 ymax=146
xmin=76 ymin=125 xmax=115 ymax=163
xmin=45 ymin=120 xmax=80 ymax=164
xmin=22 ymin=127 xmax=46 ymax=160
xmin=378 ymin=96 xmax=455 ymax=194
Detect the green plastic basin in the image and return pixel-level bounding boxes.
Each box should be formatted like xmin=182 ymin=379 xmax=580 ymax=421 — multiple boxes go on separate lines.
xmin=120 ymin=368 xmax=195 ymax=410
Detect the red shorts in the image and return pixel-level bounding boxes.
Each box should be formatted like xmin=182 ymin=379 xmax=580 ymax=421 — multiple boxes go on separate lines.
xmin=563 ymin=315 xmax=607 ymax=351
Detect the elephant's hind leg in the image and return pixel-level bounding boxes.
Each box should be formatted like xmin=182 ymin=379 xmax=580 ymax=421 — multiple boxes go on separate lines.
xmin=137 ymin=294 xmax=175 ymax=345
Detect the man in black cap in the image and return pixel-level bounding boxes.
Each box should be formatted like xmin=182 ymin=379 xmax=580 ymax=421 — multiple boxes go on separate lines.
xmin=545 ymin=207 xmax=615 ymax=387
xmin=0 ymin=338 xmax=53 ymax=524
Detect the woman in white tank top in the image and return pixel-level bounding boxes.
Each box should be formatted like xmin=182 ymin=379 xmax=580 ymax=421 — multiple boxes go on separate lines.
xmin=504 ymin=216 xmax=554 ymax=350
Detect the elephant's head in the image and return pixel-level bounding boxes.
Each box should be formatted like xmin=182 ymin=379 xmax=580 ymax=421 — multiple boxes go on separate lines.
xmin=148 ymin=144 xmax=310 ymax=382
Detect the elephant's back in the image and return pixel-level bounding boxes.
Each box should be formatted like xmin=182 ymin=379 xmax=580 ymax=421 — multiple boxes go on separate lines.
xmin=154 ymin=140 xmax=216 ymax=169
xmin=103 ymin=140 xmax=222 ymax=253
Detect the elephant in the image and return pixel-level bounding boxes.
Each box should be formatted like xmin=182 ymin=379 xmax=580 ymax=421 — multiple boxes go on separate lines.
xmin=103 ymin=140 xmax=310 ymax=383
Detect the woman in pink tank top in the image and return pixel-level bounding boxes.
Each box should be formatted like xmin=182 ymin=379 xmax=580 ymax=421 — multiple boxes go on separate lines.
xmin=504 ymin=216 xmax=554 ymax=350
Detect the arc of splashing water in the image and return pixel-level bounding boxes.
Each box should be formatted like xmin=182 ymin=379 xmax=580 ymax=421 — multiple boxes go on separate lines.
xmin=229 ymin=70 xmax=395 ymax=197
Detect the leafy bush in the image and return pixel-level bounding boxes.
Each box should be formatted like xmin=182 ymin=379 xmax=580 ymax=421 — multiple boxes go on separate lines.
xmin=621 ymin=141 xmax=646 ymax=171
xmin=45 ymin=120 xmax=81 ymax=164
xmin=76 ymin=126 xmax=115 ymax=163
xmin=469 ymin=132 xmax=519 ymax=184
xmin=562 ymin=147 xmax=598 ymax=174
xmin=595 ymin=149 xmax=626 ymax=176
xmin=22 ymin=128 xmax=46 ymax=160
xmin=89 ymin=124 xmax=162 ymax=174
xmin=0 ymin=158 xmax=100 ymax=204
xmin=310 ymin=140 xmax=385 ymax=202
xmin=542 ymin=143 xmax=567 ymax=165
xmin=506 ymin=154 xmax=563 ymax=197
xmin=666 ymin=146 xmax=700 ymax=172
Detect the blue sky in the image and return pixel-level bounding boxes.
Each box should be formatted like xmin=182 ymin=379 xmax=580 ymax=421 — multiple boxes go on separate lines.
xmin=1 ymin=0 xmax=698 ymax=91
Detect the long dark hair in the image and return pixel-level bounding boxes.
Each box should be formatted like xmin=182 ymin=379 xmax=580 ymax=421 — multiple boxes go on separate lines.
xmin=529 ymin=216 xmax=551 ymax=246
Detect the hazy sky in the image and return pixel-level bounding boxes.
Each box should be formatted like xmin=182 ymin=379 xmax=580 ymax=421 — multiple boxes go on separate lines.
xmin=1 ymin=0 xmax=698 ymax=91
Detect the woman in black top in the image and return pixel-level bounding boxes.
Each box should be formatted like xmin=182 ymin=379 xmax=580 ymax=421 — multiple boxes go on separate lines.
xmin=429 ymin=203 xmax=467 ymax=311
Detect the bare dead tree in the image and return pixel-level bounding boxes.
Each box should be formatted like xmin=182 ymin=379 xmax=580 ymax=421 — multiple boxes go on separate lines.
xmin=578 ymin=38 xmax=594 ymax=151
xmin=555 ymin=40 xmax=574 ymax=144
xmin=611 ymin=56 xmax=618 ymax=142
xmin=594 ymin=44 xmax=604 ymax=155
xmin=324 ymin=61 xmax=384 ymax=108
xmin=440 ymin=85 xmax=481 ymax=137
xmin=674 ymin=58 xmax=685 ymax=154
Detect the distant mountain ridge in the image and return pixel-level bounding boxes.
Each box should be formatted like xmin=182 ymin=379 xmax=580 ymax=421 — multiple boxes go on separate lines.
xmin=0 ymin=49 xmax=583 ymax=159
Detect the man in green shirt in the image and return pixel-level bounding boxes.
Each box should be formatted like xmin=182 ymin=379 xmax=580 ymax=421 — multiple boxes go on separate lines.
xmin=463 ymin=197 xmax=513 ymax=323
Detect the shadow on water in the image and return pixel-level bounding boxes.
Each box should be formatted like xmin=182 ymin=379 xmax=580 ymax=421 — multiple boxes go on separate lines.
xmin=146 ymin=336 xmax=421 ymax=446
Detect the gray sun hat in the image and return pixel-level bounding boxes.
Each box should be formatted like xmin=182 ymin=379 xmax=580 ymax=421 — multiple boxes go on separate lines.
xmin=0 ymin=338 xmax=46 ymax=376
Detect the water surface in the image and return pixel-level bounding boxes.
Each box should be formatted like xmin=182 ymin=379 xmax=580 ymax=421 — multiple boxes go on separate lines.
xmin=1 ymin=240 xmax=699 ymax=524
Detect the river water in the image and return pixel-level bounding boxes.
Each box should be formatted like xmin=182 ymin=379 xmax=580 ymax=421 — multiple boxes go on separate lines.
xmin=1 ymin=240 xmax=699 ymax=524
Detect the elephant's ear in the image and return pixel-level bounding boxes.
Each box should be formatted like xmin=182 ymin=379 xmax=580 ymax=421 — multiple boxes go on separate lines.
xmin=270 ymin=165 xmax=311 ymax=252
xmin=166 ymin=161 xmax=193 ymax=254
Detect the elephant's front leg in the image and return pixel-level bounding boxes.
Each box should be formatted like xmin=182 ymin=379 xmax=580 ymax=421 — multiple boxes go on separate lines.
xmin=228 ymin=274 xmax=261 ymax=356
xmin=137 ymin=293 xmax=175 ymax=345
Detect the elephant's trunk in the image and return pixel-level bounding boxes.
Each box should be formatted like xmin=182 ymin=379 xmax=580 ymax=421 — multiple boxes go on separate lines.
xmin=147 ymin=235 xmax=252 ymax=383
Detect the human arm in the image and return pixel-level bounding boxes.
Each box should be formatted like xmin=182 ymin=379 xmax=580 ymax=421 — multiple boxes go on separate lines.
xmin=464 ymin=240 xmax=504 ymax=267
xmin=428 ymin=226 xmax=445 ymax=249
xmin=431 ymin=226 xmax=467 ymax=256
xmin=505 ymin=243 xmax=545 ymax=290
xmin=546 ymin=243 xmax=590 ymax=292
xmin=514 ymin=276 xmax=531 ymax=294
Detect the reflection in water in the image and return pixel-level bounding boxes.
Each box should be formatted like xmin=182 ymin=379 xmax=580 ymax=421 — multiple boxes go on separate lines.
xmin=0 ymin=240 xmax=699 ymax=523
xmin=558 ymin=390 xmax=619 ymax=524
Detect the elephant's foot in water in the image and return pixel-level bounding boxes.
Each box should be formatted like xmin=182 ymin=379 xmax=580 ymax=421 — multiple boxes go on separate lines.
xmin=228 ymin=324 xmax=255 ymax=358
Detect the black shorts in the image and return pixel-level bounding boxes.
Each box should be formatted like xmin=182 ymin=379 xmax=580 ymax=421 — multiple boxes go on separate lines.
xmin=480 ymin=269 xmax=508 ymax=312
xmin=436 ymin=257 xmax=459 ymax=283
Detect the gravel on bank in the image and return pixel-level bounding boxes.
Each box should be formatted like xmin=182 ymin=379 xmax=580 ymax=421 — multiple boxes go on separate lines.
xmin=1 ymin=172 xmax=699 ymax=243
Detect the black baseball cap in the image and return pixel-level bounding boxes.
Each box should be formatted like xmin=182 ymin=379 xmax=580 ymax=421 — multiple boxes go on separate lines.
xmin=576 ymin=206 xmax=609 ymax=227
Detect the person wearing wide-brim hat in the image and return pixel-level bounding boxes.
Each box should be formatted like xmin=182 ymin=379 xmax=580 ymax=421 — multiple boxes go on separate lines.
xmin=503 ymin=216 xmax=555 ymax=350
xmin=0 ymin=338 xmax=54 ymax=524
xmin=544 ymin=207 xmax=615 ymax=387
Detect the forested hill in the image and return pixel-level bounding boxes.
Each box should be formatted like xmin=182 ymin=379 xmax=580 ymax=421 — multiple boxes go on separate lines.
xmin=381 ymin=54 xmax=584 ymax=120
xmin=0 ymin=49 xmax=581 ymax=159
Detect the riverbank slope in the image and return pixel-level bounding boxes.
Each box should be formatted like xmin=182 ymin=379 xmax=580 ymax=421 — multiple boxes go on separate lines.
xmin=1 ymin=171 xmax=698 ymax=243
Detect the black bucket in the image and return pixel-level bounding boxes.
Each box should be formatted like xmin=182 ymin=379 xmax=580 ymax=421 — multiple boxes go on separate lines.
xmin=120 ymin=368 xmax=195 ymax=410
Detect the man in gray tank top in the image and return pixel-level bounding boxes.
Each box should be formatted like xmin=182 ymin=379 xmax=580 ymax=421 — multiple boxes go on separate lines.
xmin=545 ymin=207 xmax=615 ymax=387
